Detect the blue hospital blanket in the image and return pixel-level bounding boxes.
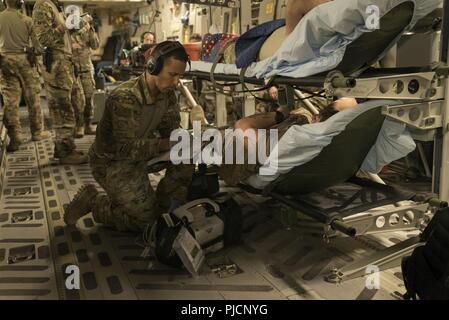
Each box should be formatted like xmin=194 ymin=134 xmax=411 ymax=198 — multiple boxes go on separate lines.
xmin=190 ymin=0 xmax=440 ymax=79
xmin=246 ymin=100 xmax=417 ymax=189
xmin=235 ymin=19 xmax=285 ymax=69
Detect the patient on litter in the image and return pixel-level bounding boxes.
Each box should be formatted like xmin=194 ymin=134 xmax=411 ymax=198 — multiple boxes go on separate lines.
xmin=218 ymin=97 xmax=358 ymax=186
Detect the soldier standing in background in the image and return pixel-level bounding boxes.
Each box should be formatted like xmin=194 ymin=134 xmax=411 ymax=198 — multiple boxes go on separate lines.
xmin=70 ymin=13 xmax=100 ymax=137
xmin=0 ymin=0 xmax=50 ymax=152
xmin=32 ymin=0 xmax=88 ymax=164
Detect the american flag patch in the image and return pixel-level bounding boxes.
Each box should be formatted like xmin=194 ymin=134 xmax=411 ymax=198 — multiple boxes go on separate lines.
xmin=201 ymin=33 xmax=238 ymax=62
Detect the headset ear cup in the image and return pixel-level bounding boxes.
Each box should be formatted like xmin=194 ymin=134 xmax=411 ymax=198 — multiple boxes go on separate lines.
xmin=146 ymin=56 xmax=156 ymax=75
xmin=147 ymin=55 xmax=163 ymax=76
xmin=153 ymin=56 xmax=163 ymax=75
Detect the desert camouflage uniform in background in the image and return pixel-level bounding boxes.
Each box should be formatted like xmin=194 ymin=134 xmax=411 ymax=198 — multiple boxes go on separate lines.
xmin=0 ymin=6 xmax=46 ymax=151
xmin=71 ymin=25 xmax=99 ymax=136
xmin=67 ymin=73 xmax=194 ymax=232
xmin=70 ymin=74 xmax=85 ymax=137
xmin=32 ymin=0 xmax=87 ymax=164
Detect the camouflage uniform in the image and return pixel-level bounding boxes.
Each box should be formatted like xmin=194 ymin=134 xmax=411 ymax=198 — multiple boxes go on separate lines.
xmin=89 ymin=73 xmax=194 ymax=232
xmin=32 ymin=0 xmax=84 ymax=160
xmin=71 ymin=72 xmax=85 ymax=129
xmin=0 ymin=7 xmax=44 ymax=144
xmin=70 ymin=26 xmax=99 ymax=128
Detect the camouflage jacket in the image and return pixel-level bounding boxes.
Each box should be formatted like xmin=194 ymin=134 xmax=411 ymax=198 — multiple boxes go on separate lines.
xmin=0 ymin=8 xmax=42 ymax=54
xmin=71 ymin=27 xmax=99 ymax=72
xmin=92 ymin=73 xmax=180 ymax=162
xmin=32 ymin=0 xmax=72 ymax=55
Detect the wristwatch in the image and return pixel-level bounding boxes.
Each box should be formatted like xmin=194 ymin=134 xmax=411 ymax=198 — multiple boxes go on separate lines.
xmin=275 ymin=110 xmax=285 ymax=124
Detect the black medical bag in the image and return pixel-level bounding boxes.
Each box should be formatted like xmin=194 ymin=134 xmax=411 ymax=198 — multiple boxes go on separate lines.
xmin=151 ymin=193 xmax=242 ymax=269
xmin=402 ymin=206 xmax=449 ymax=300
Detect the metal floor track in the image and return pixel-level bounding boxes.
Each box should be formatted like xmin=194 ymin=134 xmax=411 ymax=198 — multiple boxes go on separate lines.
xmin=0 ymin=111 xmax=414 ymax=300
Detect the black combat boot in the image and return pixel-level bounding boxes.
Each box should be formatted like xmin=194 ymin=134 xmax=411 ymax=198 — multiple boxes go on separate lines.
xmin=75 ymin=126 xmax=85 ymax=139
xmin=6 ymin=132 xmax=22 ymax=153
xmin=54 ymin=138 xmax=88 ymax=164
xmin=6 ymin=139 xmax=22 ymax=152
xmin=84 ymin=119 xmax=96 ymax=135
xmin=64 ymin=184 xmax=99 ymax=225
xmin=32 ymin=130 xmax=52 ymax=141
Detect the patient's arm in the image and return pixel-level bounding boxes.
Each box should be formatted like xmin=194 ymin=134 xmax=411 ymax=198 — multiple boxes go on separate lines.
xmin=285 ymin=0 xmax=307 ymax=35
xmin=235 ymin=113 xmax=277 ymax=131
xmin=234 ymin=107 xmax=290 ymax=150
xmin=234 ymin=107 xmax=290 ymax=132
xmin=285 ymin=0 xmax=332 ymax=35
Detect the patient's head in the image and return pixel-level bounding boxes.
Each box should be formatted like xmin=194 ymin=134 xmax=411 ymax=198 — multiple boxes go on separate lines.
xmin=314 ymin=97 xmax=358 ymax=122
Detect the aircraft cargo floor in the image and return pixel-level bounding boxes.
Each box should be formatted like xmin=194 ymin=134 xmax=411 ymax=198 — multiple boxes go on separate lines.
xmin=0 ymin=108 xmax=425 ymax=300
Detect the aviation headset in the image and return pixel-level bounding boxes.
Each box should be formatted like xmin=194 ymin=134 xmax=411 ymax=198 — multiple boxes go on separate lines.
xmin=1 ymin=0 xmax=24 ymax=8
xmin=146 ymin=41 xmax=190 ymax=76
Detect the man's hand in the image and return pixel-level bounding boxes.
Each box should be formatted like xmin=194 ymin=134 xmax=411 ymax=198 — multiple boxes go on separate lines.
xmin=72 ymin=43 xmax=82 ymax=49
xmin=277 ymin=106 xmax=290 ymax=119
xmin=83 ymin=22 xmax=91 ymax=31
xmin=82 ymin=14 xmax=93 ymax=24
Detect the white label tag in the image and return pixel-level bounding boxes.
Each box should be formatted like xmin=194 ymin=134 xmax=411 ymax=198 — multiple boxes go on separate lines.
xmin=173 ymin=227 xmax=205 ymax=276
xmin=162 ymin=213 xmax=175 ymax=227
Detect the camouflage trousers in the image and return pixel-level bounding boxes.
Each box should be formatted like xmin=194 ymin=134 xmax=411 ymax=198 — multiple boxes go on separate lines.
xmin=41 ymin=54 xmax=76 ymax=141
xmin=71 ymin=76 xmax=85 ymax=128
xmin=0 ymin=54 xmax=43 ymax=140
xmin=79 ymin=71 xmax=96 ymax=122
xmin=89 ymin=150 xmax=195 ymax=232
